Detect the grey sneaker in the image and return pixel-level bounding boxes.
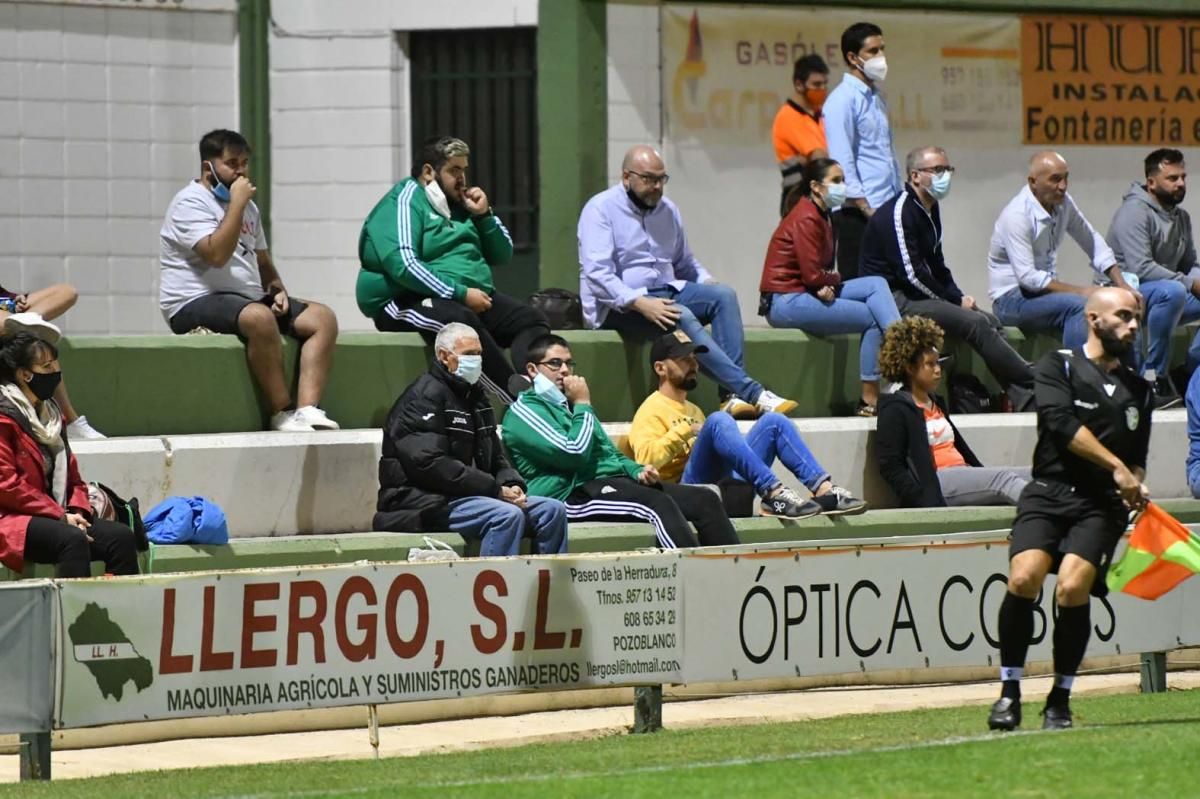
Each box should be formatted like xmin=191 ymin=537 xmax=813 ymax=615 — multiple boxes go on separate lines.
xmin=759 ymin=486 xmax=822 ymax=519
xmin=813 ymin=485 xmax=868 ymax=516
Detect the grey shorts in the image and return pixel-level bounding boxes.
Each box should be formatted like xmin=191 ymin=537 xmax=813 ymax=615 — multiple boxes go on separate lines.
xmin=169 ymin=292 xmax=310 ymax=340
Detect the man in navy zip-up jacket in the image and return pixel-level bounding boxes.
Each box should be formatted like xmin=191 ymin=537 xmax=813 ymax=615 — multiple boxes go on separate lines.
xmin=861 ymin=145 xmax=1034 ymax=408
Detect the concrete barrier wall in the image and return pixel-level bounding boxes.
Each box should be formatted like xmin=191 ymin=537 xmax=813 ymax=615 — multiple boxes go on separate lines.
xmin=72 ymin=409 xmax=1192 ymax=538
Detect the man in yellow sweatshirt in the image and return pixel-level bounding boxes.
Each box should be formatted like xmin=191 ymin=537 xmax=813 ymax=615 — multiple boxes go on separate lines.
xmin=629 ymin=331 xmax=868 ymax=517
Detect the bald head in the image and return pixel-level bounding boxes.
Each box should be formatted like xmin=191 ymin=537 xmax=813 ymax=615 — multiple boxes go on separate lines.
xmin=1027 ymin=150 xmax=1069 ymax=210
xmin=1085 ymin=286 xmax=1139 ymax=359
xmin=621 ymin=145 xmax=668 ymax=208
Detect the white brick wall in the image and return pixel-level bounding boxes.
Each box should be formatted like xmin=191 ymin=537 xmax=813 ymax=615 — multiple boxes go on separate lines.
xmin=0 ymin=1 xmax=237 ymax=334
xmin=267 ymin=0 xmax=537 ymax=331
xmin=607 ymin=0 xmax=662 ymax=185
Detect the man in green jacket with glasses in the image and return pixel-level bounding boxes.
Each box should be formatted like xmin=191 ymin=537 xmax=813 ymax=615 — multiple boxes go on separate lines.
xmin=358 ymin=135 xmax=549 ymax=402
xmin=501 ymin=334 xmax=739 ymax=549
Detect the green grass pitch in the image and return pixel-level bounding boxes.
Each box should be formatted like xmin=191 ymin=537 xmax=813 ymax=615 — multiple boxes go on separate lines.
xmin=5 ymin=689 xmax=1199 ymax=798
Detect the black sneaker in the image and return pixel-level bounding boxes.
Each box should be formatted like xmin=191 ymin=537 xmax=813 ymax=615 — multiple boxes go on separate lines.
xmin=759 ymin=487 xmax=822 ymax=519
xmin=1152 ymin=376 xmax=1182 ymax=410
xmin=812 ymin=485 xmax=868 ymax=516
xmin=987 ymin=696 xmax=1021 ymax=731
xmin=1041 ymin=703 xmax=1073 ymax=730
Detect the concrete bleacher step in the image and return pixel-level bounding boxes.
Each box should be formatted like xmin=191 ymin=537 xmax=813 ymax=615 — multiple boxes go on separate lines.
xmin=68 ymin=409 xmax=1194 ymax=540
xmin=59 ymin=326 xmax=1200 ymax=437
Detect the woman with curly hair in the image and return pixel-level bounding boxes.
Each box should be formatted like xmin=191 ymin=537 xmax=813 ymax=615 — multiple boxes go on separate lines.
xmin=759 ymin=158 xmax=900 ymax=416
xmin=875 ymin=316 xmax=1029 ymax=507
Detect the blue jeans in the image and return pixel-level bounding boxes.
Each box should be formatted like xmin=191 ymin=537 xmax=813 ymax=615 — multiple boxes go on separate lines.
xmin=603 ymin=281 xmax=763 ymax=402
xmin=681 ymin=411 xmax=831 ymax=495
xmin=765 ymin=276 xmax=900 ymax=381
xmin=1137 ymin=280 xmax=1187 ymax=377
xmin=1180 ymin=293 xmax=1200 ymax=373
xmin=993 ymin=289 xmax=1087 ymax=349
xmin=446 ymin=496 xmax=568 ymax=557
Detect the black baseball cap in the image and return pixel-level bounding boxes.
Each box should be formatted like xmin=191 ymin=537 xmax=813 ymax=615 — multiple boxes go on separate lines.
xmin=649 ymin=331 xmax=709 ymax=366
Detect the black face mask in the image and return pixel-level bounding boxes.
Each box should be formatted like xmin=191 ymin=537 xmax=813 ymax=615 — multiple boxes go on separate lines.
xmin=26 ymin=370 xmax=62 ymax=402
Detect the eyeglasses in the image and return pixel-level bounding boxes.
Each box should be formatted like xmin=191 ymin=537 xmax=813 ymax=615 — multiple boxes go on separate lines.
xmin=537 ymin=358 xmax=576 ymax=370
xmin=917 ymin=166 xmax=956 ymax=176
xmin=627 ymin=171 xmax=670 ymax=186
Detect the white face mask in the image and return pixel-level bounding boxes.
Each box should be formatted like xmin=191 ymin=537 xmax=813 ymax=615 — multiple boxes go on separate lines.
xmin=453 ymin=354 xmax=482 ymax=384
xmin=424 ymin=176 xmax=452 ymax=219
xmin=860 ymin=54 xmax=888 ymax=83
xmin=532 ymin=372 xmax=567 ymax=405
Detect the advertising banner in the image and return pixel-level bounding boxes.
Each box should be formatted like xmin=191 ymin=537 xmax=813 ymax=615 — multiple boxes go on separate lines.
xmin=1021 ymin=15 xmax=1200 ymax=146
xmin=663 ymin=4 xmax=1023 ymax=150
xmin=57 ymin=554 xmax=683 ymax=728
xmin=682 ymin=535 xmax=1200 ymax=684
xmin=0 ymin=581 xmax=56 ymax=733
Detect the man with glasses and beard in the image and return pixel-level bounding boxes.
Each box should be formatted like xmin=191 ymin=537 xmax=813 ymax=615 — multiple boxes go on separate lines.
xmin=988 ymin=287 xmax=1152 ymax=733
xmin=628 ymin=331 xmax=866 ymax=518
xmin=578 ymin=144 xmax=798 ymax=420
xmin=358 ymin=135 xmax=550 ymax=403
xmin=502 ymin=334 xmax=740 ymax=550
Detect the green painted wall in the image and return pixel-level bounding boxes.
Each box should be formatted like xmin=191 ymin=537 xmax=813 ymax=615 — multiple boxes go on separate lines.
xmin=238 ymin=0 xmax=272 ymax=240
xmin=537 ymin=0 xmax=608 ymax=292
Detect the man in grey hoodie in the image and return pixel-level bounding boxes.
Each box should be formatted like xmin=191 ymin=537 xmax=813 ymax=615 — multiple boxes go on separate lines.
xmin=1105 ymin=148 xmax=1197 ymax=407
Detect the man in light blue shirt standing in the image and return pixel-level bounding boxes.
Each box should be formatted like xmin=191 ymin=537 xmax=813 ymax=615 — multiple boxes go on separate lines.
xmin=823 ymin=21 xmax=903 ymax=279
xmin=578 ymin=145 xmax=797 ymax=420
xmin=988 ymin=151 xmax=1139 ymax=352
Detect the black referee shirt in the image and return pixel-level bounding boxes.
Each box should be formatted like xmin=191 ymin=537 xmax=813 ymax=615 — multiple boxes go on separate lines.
xmin=1030 ymin=348 xmax=1153 ymax=499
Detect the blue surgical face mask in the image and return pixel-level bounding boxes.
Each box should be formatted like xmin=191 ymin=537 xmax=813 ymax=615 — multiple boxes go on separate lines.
xmin=453 ymin=354 xmax=482 ymax=385
xmin=206 ymin=160 xmax=231 ymax=202
xmin=928 ymin=171 xmax=952 ymax=201
xmin=532 ymin=372 xmax=567 ymax=405
xmin=823 ymin=180 xmax=847 ymax=210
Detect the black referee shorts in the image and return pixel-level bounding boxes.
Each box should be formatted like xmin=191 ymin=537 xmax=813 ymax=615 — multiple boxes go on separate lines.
xmin=1009 ymin=479 xmax=1130 ymax=596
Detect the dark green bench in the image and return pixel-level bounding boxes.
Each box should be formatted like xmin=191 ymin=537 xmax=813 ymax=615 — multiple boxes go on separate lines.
xmin=58 ymin=326 xmax=1200 ymax=436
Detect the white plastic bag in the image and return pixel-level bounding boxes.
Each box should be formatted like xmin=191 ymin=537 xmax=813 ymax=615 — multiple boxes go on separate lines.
xmin=407 ymin=536 xmax=461 ymax=563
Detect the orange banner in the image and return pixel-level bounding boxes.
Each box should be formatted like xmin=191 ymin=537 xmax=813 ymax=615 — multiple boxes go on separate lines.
xmin=1022 ymin=15 xmax=1200 ymax=146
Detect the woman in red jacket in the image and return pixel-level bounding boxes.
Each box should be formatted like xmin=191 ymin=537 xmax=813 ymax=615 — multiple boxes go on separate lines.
xmin=0 ymin=333 xmax=138 ymax=578
xmin=759 ymin=158 xmax=901 ymax=416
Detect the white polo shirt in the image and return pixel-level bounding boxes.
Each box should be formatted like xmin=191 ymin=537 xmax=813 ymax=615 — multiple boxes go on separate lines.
xmin=987 ymin=184 xmax=1116 ymax=301
xmin=159 ymin=180 xmax=267 ymax=321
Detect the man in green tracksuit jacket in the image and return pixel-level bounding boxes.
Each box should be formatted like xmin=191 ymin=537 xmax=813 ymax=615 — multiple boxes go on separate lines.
xmin=501 ymin=334 xmax=738 ymax=549
xmin=358 ymin=135 xmax=549 ymax=402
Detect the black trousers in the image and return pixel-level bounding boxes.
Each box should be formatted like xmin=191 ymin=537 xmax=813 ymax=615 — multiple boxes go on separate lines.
xmin=893 ymin=293 xmax=1035 ymax=397
xmin=564 ymin=477 xmax=740 ymax=549
xmin=23 ymin=517 xmax=140 ymax=578
xmin=833 ymin=206 xmax=868 ymax=279
xmin=375 ymin=291 xmax=549 ymax=403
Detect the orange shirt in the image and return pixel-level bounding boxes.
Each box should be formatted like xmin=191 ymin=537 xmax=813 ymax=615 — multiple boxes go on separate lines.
xmin=924 ymin=402 xmax=967 ymax=471
xmin=771 ymin=100 xmax=827 ymax=168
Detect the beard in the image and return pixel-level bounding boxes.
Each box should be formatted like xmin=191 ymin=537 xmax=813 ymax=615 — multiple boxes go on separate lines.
xmin=1151 ymin=184 xmax=1185 ymax=208
xmin=670 ymin=374 xmax=698 ymax=391
xmin=1096 ymin=324 xmax=1133 ymax=357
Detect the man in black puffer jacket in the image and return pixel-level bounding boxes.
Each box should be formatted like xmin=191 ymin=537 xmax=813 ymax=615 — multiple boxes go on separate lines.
xmin=374 ymin=322 xmax=568 ymax=556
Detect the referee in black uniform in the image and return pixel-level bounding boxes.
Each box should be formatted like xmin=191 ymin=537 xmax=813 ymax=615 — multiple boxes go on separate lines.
xmin=988 ymin=287 xmax=1152 ymax=732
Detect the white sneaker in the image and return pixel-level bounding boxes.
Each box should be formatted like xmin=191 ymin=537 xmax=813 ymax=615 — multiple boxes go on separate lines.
xmin=719 ymin=395 xmax=758 ymax=420
xmin=270 ymin=410 xmax=315 ymax=432
xmin=293 ymin=405 xmax=340 ymax=430
xmin=4 ymin=312 xmax=61 ymax=344
xmin=67 ymin=415 xmax=106 ymax=440
xmin=756 ymin=389 xmax=798 ymax=416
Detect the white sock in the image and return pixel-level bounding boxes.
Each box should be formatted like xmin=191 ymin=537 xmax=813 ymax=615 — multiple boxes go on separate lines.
xmin=1000 ymin=666 xmax=1023 ymax=683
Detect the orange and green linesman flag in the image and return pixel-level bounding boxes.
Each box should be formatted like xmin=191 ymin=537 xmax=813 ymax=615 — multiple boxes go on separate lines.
xmin=1106 ymin=502 xmax=1200 ymax=600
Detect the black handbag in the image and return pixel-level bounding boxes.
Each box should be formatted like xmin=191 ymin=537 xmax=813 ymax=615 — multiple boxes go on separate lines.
xmin=91 ymin=482 xmax=149 ymax=551
xmin=529 ymin=288 xmax=584 ymax=330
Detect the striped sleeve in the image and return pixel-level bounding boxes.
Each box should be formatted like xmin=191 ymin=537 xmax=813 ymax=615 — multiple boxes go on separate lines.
xmin=362 ymin=182 xmax=464 ymax=301
xmin=502 ymin=397 xmax=598 ymax=474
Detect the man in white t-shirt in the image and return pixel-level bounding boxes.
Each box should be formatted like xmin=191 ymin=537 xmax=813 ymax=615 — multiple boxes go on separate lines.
xmin=160 ymin=129 xmax=339 ymax=432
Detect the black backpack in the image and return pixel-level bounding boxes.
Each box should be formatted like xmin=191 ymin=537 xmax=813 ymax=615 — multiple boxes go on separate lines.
xmin=948 ymin=373 xmax=995 ymax=414
xmin=529 ymin=288 xmax=584 ymax=330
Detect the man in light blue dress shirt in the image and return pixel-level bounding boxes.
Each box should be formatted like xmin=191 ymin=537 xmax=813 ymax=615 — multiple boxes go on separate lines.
xmin=823 ymin=21 xmax=903 ymax=279
xmin=988 ymin=151 xmax=1140 ymax=356
xmin=577 ymin=145 xmax=798 ymax=420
